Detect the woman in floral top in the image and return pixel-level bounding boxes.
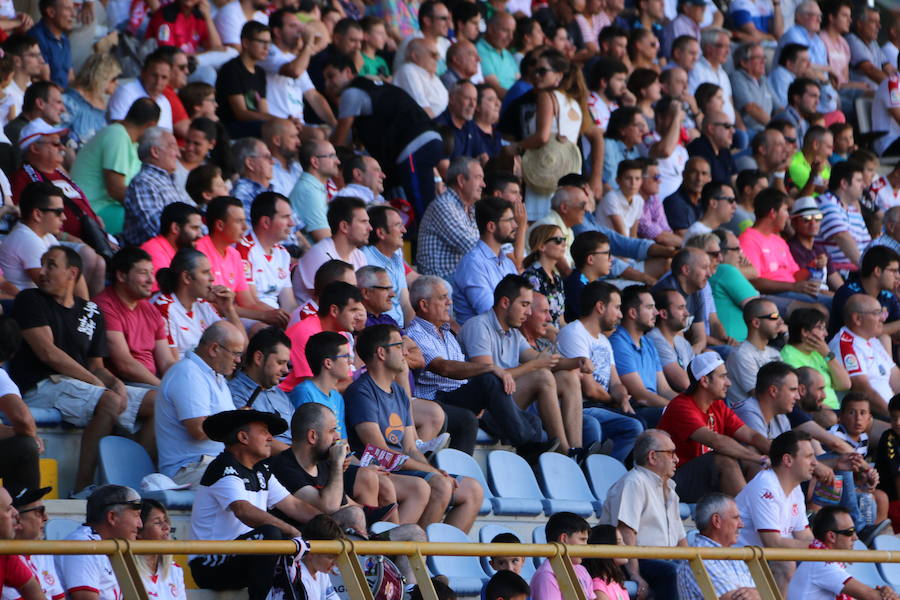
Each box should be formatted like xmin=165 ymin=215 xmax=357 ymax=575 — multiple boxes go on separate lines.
xmin=523 ymin=224 xmax=567 ymax=328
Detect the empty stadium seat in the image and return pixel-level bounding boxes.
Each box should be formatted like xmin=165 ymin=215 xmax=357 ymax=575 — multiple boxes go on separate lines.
xmin=98 ymin=436 xmax=194 ymax=509
xmin=45 ymin=518 xmax=81 ymax=540
xmin=477 ymin=524 xmax=536 ymax=580
xmin=583 ymin=454 xmax=626 ymax=505
xmin=871 ymin=534 xmax=900 ymax=586
xmin=435 ymin=449 xmax=492 ymax=515
xmin=536 ymin=452 xmax=599 ymax=516
xmin=486 ymin=450 xmax=546 ymax=516
xmin=849 ymin=539 xmax=893 ymax=588
xmin=369 ymin=522 xmax=398 ymax=535
xmin=531 ymin=526 xmax=547 ymax=570
xmin=425 ymin=523 xmax=489 ymax=595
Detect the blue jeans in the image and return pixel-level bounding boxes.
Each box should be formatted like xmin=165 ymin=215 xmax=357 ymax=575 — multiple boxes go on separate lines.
xmin=582 ymin=406 xmax=644 ymax=462
xmin=637 ymin=558 xmax=679 ymax=599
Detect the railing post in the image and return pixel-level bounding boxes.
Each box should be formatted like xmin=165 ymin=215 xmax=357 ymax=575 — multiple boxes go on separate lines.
xmin=406 ymin=550 xmax=437 ymax=600
xmin=107 ymin=540 xmax=149 ymax=600
xmin=745 ymin=546 xmax=782 ymax=600
xmin=688 ymin=552 xmax=718 ymax=600
xmin=335 ymin=539 xmax=375 ymax=600
xmin=547 ymin=542 xmax=586 ymax=600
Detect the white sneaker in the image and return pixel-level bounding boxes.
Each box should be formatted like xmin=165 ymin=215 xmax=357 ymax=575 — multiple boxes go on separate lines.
xmin=416 ymin=432 xmax=451 ymax=455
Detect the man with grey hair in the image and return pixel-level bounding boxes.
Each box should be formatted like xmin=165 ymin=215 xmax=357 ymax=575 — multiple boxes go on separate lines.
xmin=405 ymin=274 xmax=554 ymax=460
xmin=867 ymin=205 xmax=900 ymax=258
xmin=434 ymin=80 xmax=487 ymax=161
xmin=394 ymin=38 xmax=449 ymax=118
xmin=599 ymin=429 xmax=686 ymax=600
xmin=776 ymin=1 xmax=839 ymax=114
xmin=155 ymin=320 xmax=244 ymax=487
xmin=57 ymin=485 xmax=144 ymax=600
xmin=675 ymin=493 xmax=759 ymax=600
xmin=732 ymin=42 xmax=776 ymax=135
xmin=231 ymin=138 xmax=274 ymax=220
xmin=528 ymin=185 xmax=590 ymax=271
xmin=441 ymin=40 xmax=480 ymax=90
xmin=417 ymin=156 xmax=485 ymax=279
xmin=688 ymin=28 xmax=735 ymax=122
xmin=123 ymin=127 xmax=195 ymax=246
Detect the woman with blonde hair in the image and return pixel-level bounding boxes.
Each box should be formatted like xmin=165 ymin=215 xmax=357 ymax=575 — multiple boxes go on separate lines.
xmin=518 ymin=48 xmax=603 ymax=221
xmin=523 ymin=224 xmax=567 ymax=328
xmin=63 ymin=53 xmax=122 ymax=147
xmin=136 ymin=499 xmax=186 ymax=600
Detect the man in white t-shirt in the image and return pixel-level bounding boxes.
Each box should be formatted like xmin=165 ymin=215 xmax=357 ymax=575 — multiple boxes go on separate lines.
xmin=107 ymin=51 xmax=174 ymax=132
xmin=236 ymin=192 xmax=296 ymax=318
xmin=735 ymin=429 xmax=815 ymax=595
xmin=261 ymin=9 xmax=335 ymax=131
xmin=214 ymin=0 xmax=268 ymax=49
xmin=829 ymin=293 xmax=900 ymax=415
xmin=788 ymin=505 xmax=899 ymax=600
xmin=1 ymin=484 xmax=63 ymax=600
xmin=188 ymin=409 xmax=317 ymax=600
xmin=557 ymin=280 xmax=644 ymax=463
xmin=0 ymin=181 xmax=61 ymax=291
xmin=57 ymin=485 xmax=143 ymax=600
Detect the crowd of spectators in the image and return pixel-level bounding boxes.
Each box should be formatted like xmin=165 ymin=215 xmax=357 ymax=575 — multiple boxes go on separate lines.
xmin=1 ymin=0 xmax=900 ymax=597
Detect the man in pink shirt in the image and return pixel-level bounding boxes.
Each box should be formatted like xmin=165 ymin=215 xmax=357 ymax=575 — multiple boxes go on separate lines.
xmin=531 ymin=512 xmax=596 ymax=600
xmin=196 ymin=196 xmax=290 ymax=330
xmin=95 ymin=247 xmax=177 ymax=387
xmin=739 ymin=188 xmax=832 ymax=314
xmin=141 ymin=202 xmax=204 ymax=292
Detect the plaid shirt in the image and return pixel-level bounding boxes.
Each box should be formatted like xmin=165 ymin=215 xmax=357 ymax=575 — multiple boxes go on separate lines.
xmin=123 ymin=163 xmax=194 ymax=246
xmin=405 ymin=316 xmax=467 ymax=400
xmin=415 ymin=188 xmax=478 ymax=280
xmin=676 ymin=534 xmax=755 ymax=600
xmin=232 ymin=178 xmax=271 ymax=220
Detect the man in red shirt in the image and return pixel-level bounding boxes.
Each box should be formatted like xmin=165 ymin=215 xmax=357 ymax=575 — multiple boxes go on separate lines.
xmin=0 ymin=487 xmax=44 ymax=600
xmin=146 ymin=0 xmax=223 ymax=55
xmin=657 ymin=351 xmax=771 ymax=502
xmin=95 ymin=247 xmax=177 ymax=388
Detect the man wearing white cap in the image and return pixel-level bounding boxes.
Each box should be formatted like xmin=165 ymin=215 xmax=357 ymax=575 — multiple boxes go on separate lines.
xmin=787 ymin=196 xmax=844 ymax=295
xmin=657 ymin=352 xmax=771 ymax=503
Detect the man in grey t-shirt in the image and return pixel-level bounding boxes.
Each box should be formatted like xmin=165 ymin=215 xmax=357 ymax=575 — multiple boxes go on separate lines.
xmin=847 ymin=8 xmax=891 ymax=90
xmin=725 ymin=298 xmax=784 ymax=406
xmin=732 ymin=361 xmax=796 ymax=439
xmin=647 ymin=288 xmax=696 ymax=393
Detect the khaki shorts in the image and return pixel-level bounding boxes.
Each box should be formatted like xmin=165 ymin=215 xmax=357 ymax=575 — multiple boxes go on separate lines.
xmin=24 ymin=375 xmax=149 ymax=433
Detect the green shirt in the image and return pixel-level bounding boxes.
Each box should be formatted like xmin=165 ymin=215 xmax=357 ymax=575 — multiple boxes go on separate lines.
xmin=70 ymin=123 xmax=140 ymax=235
xmin=788 ymin=150 xmax=831 ymax=196
xmin=709 ymin=263 xmax=759 ymax=342
xmin=360 ymin=53 xmax=390 ymax=78
xmin=476 ymin=38 xmax=518 ymax=90
xmin=779 ymin=345 xmax=840 ymax=409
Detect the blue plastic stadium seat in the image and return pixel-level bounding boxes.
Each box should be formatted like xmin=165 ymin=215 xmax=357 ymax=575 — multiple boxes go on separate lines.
xmin=369 ymin=522 xmax=397 ymax=535
xmin=532 ymin=526 xmax=548 ymax=570
xmin=2 ymin=407 xmax=63 ymax=427
xmin=425 ymin=523 xmax=489 ymax=595
xmin=871 ymin=535 xmax=900 ymax=586
xmin=98 ymin=436 xmax=195 ymax=509
xmin=476 ymin=428 xmax=497 ymax=445
xmin=45 ymin=518 xmax=81 ymax=540
xmin=477 ymin=524 xmax=536 ymax=580
xmin=536 ymin=452 xmax=599 ymax=516
xmin=435 ymin=449 xmax=492 ymax=515
xmin=486 ymin=450 xmax=546 ymax=516
xmin=680 ymin=503 xmax=695 ymax=520
xmin=583 ymin=454 xmax=627 ymax=505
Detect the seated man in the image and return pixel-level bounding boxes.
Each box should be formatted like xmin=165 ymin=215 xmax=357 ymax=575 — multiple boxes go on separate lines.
xmin=829 ymin=246 xmax=900 ymax=341
xmin=647 ymin=288 xmax=695 ymax=393
xmin=733 ymin=361 xmax=797 ymax=439
xmin=156 ymin=321 xmax=243 ymax=486
xmin=214 ymin=21 xmax=273 ymax=138
xmin=227 ymin=327 xmax=295 ymax=454
xmin=788 ymin=506 xmax=899 ymax=600
xmin=657 ymin=352 xmax=770 ymax=503
xmin=57 ymin=486 xmax=144 ymax=600
xmin=873 ymin=58 xmax=900 ymax=157
xmin=345 ymin=324 xmax=484 ymax=532
xmin=3 ymin=483 xmax=64 ymax=600
xmin=816 ymin=161 xmax=872 ymax=274
xmin=362 ymin=205 xmax=412 ymax=326
xmin=829 ymin=293 xmax=900 ymax=416
xmin=600 ymin=429 xmax=686 ymax=599
xmin=0 ymin=317 xmax=41 ymax=492
xmin=724 ymin=298 xmax=784 ymax=405
xmin=530 ymin=512 xmax=595 ymax=600
xmin=289 ymin=260 xmax=356 ymax=326
xmin=651 ymin=248 xmax=712 ymax=354
xmin=563 ymin=231 xmax=612 ymax=324
xmin=460 ymin=274 xmax=585 ymax=458
xmin=141 ymin=202 xmax=203 ymax=291
xmin=675 ymin=493 xmax=759 ymax=600
xmin=188 ymin=409 xmax=318 ymax=600
xmin=9 ymin=246 xmax=155 ymax=495
xmin=736 ymin=430 xmax=816 ymax=594
xmin=95 ymin=247 xmax=176 ymax=388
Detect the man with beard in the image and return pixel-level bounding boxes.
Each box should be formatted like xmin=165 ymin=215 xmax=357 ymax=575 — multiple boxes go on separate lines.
xmin=647 ymin=288 xmax=695 ymax=393
xmin=652 ymin=247 xmax=713 ymax=355
xmin=452 ymin=196 xmax=518 ymax=324
xmin=725 ymin=298 xmax=784 ymax=405
xmin=586 ymin=58 xmax=630 ymax=132
xmin=434 ymin=80 xmax=487 ymax=161
xmin=262 ymin=119 xmax=303 ymax=198
xmin=95 ymin=248 xmax=176 ymax=388
xmin=141 ymin=203 xmax=204 ymax=292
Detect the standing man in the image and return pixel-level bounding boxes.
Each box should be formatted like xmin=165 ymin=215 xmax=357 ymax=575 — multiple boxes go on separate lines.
xmin=215 ymin=21 xmax=273 ymax=138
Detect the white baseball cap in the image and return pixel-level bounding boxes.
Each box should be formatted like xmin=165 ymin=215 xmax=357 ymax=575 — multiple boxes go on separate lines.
xmin=140 ymin=473 xmax=191 ymax=492
xmin=689 ymin=352 xmax=725 ymax=380
xmin=19 ymin=118 xmax=68 ymax=150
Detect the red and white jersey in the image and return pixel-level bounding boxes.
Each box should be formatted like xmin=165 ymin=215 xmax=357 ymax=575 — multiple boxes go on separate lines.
xmin=830 ymin=326 xmax=894 ymax=403
xmin=151 ymin=293 xmax=222 ymax=359
xmin=236 ymin=231 xmax=291 ymax=309
xmin=140 ymin=563 xmax=186 ymax=600
xmin=57 ymin=526 xmax=121 ymax=600
xmin=587 ymin=92 xmax=617 ymax=131
xmin=870 ymin=175 xmax=900 ymax=212
xmin=2 ymin=555 xmax=64 ymax=600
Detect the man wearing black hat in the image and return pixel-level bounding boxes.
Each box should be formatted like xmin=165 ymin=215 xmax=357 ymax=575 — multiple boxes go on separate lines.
xmin=2 ymin=485 xmax=63 ymax=600
xmin=57 ymin=485 xmax=144 ymax=600
xmin=189 ymin=409 xmax=318 ymax=600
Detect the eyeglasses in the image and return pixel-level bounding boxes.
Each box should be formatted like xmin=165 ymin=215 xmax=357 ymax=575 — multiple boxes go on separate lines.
xmin=715 ymin=195 xmax=736 ymax=203
xmin=39 ymin=207 xmax=65 ymax=216
xmin=831 ymin=527 xmax=855 ymax=537
xmin=796 ymin=214 xmax=824 ymax=222
xmin=534 ymin=67 xmax=554 ymax=77
xmin=755 ymin=312 xmax=782 ymax=321
xmin=643 ymin=174 xmax=662 ymax=181
xmin=432 ymin=14 xmax=450 ymax=20
xmin=219 ymin=346 xmax=244 ymax=360
xmin=714 ymin=122 xmax=736 ymax=130
xmin=706 ymin=250 xmax=722 ymax=258
xmin=331 ymin=353 xmax=352 ymax=360
xmin=856 ymin=308 xmax=887 ymax=316
xmin=368 ymin=285 xmax=394 ymax=291
xmin=18 ymin=506 xmax=46 ymax=516
xmin=784 ymin=136 xmax=797 ymax=144
xmin=380 ymin=341 xmax=404 ymax=349
xmin=591 ymin=249 xmax=612 ymax=256
xmin=315 ymin=153 xmax=338 ymax=159
xmin=653 ymin=448 xmax=676 ymax=455
xmin=723 ymin=246 xmax=741 ymax=253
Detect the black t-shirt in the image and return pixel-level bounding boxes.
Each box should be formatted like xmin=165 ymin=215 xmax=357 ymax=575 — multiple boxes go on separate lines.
xmin=215 ymin=57 xmax=267 ymax=123
xmin=267 ymin=448 xmax=332 ymax=494
xmin=876 ymin=429 xmax=900 ymax=502
xmin=9 ymin=288 xmax=108 ymax=393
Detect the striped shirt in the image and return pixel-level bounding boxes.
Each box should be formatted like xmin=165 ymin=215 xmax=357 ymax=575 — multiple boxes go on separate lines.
xmin=405 ymin=316 xmax=466 ymax=400
xmin=676 ymin=534 xmax=755 ymax=600
xmin=817 ymin=191 xmax=870 ymax=270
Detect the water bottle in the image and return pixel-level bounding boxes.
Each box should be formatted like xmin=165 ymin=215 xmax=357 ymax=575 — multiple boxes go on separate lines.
xmin=859 ymin=491 xmax=877 ymax=527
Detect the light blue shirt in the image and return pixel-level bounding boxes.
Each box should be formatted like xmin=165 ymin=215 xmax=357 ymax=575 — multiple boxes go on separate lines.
xmin=768 ymin=65 xmax=795 ymax=111
xmin=777 ymin=25 xmax=827 ymax=66
xmin=289 ymin=172 xmax=328 ymax=239
xmin=602 ymin=138 xmax=639 ymax=189
xmin=271 ymin=159 xmax=303 ymax=197
xmin=290 ymin=379 xmax=347 ymax=439
xmin=608 ymin=326 xmax=663 ymax=394
xmin=362 ymin=245 xmax=407 ymax=326
xmin=459 ymin=309 xmax=530 ymax=370
xmin=156 ymin=351 xmax=236 ymax=476
xmin=227 ymin=370 xmax=293 ymax=444
xmin=452 ymin=240 xmax=517 ymax=324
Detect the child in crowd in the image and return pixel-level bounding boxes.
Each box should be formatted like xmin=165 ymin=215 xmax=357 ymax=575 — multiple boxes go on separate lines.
xmin=299 ymin=514 xmax=344 ymax=600
xmin=185 ymin=164 xmax=230 ymax=209
xmin=485 ymin=570 xmax=531 ymax=600
xmin=292 ymin=330 xmax=351 ymax=437
xmin=360 ymin=17 xmax=391 ymax=80
xmin=597 ymin=160 xmax=645 ymax=237
xmin=563 ymin=231 xmax=612 ymax=323
xmin=582 ymin=525 xmax=629 ymax=600
xmin=488 ymin=532 xmax=526 ymax=575
xmin=828 ymin=123 xmax=855 ymax=165
xmin=531 ymin=512 xmax=595 ymax=600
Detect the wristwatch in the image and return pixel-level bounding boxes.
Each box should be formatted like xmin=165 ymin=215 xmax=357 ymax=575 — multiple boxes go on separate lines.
xmin=825 ymin=351 xmax=836 ymax=361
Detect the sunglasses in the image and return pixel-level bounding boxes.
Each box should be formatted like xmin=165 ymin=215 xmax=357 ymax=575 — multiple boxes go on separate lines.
xmin=18 ymin=506 xmax=46 ymax=516
xmin=706 ymin=250 xmax=722 ymax=258
xmin=534 ymin=67 xmax=555 ymax=77
xmin=796 ymin=214 xmax=823 ymax=222
xmin=715 ymin=195 xmax=736 ymax=203
xmin=546 ymin=236 xmax=566 ymax=245
xmin=831 ymin=527 xmax=856 ymax=537
xmin=714 ymin=122 xmax=736 ymax=130
xmin=39 ymin=207 xmax=65 ymax=216
xmin=756 ymin=312 xmax=782 ymax=321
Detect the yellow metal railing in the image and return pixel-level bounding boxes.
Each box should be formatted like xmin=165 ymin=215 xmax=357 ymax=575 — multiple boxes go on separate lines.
xmin=0 ymin=539 xmax=897 ymax=600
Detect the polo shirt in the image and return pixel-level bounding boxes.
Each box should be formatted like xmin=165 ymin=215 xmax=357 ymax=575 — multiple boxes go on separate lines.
xmin=663 ymin=188 xmax=703 ymax=232
xmin=731 ymin=69 xmax=775 ymax=132
xmin=94 ymin=287 xmax=167 ymax=376
xmin=28 ymin=21 xmax=70 ymax=87
xmin=830 ymin=326 xmax=894 ymax=403
xmin=235 ymin=230 xmax=291 ymax=309
xmin=458 ymin=309 xmax=530 ymax=370
xmin=151 ymin=292 xmax=222 ymax=359
xmin=432 ymin=110 xmax=488 ymax=159
xmin=195 ymin=235 xmax=249 ymax=294
xmin=56 ymin=526 xmax=120 ymax=600
xmin=658 ymin=394 xmax=745 ymax=465
xmin=362 ymin=245 xmax=407 ymax=326
xmin=709 ymin=263 xmax=759 ymax=342
xmin=787 ymin=553 xmax=854 ymax=600
xmin=739 ymin=226 xmax=800 ymax=283
xmin=608 ymin=326 xmax=663 ymax=394
xmin=531 ymin=559 xmax=596 ymax=600
xmin=475 ymin=38 xmax=518 ymax=90
xmin=685 ymin=135 xmax=735 ymax=185
xmin=829 ymin=274 xmax=900 ymax=336
xmin=289 ymin=172 xmax=329 ymax=239
xmin=452 ymin=241 xmax=517 ymax=324
xmin=599 ymin=465 xmax=686 ymax=547
xmin=281 ymin=314 xmax=324 ymax=392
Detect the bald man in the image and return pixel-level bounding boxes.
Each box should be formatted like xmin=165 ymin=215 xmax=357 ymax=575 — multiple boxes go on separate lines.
xmin=262 ymin=118 xmax=304 ymax=197
xmin=157 ymin=320 xmax=246 ymax=487
xmin=829 ymin=294 xmax=900 ymax=416
xmin=476 ymin=12 xmax=518 ymax=97
xmin=394 ymin=38 xmax=449 ymax=118
xmin=686 ymin=111 xmax=737 ymax=185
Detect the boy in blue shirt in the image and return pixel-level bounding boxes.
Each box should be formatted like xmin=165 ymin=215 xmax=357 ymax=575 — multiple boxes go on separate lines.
xmin=292 ymin=330 xmax=351 ymax=437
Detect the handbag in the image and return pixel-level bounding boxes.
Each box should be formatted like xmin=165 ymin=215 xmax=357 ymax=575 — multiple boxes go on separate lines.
xmin=63 ymin=196 xmax=115 ymax=260
xmin=521 ymin=91 xmax=583 ymax=195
